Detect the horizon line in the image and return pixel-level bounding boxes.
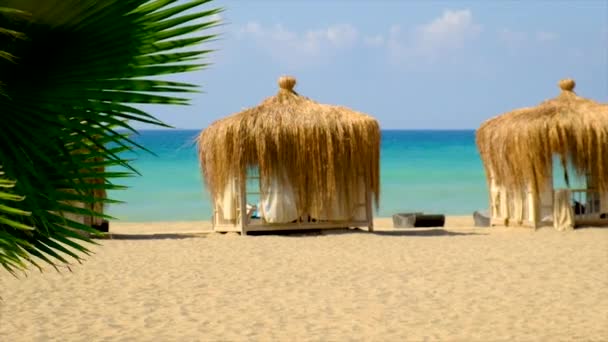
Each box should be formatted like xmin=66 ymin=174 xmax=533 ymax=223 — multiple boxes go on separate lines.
xmin=129 ymin=127 xmax=479 ymax=131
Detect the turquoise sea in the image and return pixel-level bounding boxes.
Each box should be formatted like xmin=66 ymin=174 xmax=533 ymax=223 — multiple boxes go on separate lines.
xmin=107 ymin=130 xmax=488 ymax=221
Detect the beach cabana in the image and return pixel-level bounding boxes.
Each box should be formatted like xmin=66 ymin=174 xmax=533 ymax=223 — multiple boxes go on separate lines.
xmin=198 ymin=76 xmax=380 ymax=234
xmin=476 ymin=79 xmax=608 ymax=230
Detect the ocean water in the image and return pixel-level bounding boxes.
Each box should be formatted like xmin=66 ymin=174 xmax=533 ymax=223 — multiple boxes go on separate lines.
xmin=107 ymin=130 xmax=489 ymax=221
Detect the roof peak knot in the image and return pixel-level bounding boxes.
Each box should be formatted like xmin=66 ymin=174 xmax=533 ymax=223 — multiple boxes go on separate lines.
xmin=278 ymin=76 xmax=296 ymax=91
xmin=559 ymin=78 xmax=575 ymax=92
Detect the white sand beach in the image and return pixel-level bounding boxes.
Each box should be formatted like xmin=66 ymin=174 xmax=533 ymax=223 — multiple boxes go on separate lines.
xmin=1 ymin=217 xmax=607 ymax=341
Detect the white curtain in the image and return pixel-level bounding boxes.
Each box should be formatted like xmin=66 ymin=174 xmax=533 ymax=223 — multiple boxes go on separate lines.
xmin=309 ymin=178 xmax=367 ymax=221
xmin=553 ymin=189 xmax=574 ymax=231
xmin=216 ymin=178 xmax=238 ymax=221
xmin=260 ymin=170 xmax=299 ymax=223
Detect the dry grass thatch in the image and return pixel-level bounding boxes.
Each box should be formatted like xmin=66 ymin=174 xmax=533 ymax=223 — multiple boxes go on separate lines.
xmin=198 ymin=76 xmax=380 ymax=218
xmin=477 ymin=79 xmax=608 ymax=199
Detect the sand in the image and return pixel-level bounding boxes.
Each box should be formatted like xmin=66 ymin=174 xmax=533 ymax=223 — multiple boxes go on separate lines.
xmin=1 ymin=217 xmax=607 ymax=341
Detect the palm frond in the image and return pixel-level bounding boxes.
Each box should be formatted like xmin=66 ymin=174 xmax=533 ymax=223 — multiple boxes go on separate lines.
xmin=0 ymin=0 xmax=221 ymax=272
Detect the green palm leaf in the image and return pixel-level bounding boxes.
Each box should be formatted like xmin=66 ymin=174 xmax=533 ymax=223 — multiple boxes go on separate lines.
xmin=0 ymin=0 xmax=220 ymax=273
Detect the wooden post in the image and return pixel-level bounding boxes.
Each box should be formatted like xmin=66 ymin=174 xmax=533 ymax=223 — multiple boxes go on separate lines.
xmin=527 ymin=184 xmax=539 ymax=229
xmin=538 ymin=171 xmax=554 ymax=222
xmin=489 ymin=177 xmax=497 ymax=222
xmin=366 ymin=187 xmax=374 ymax=232
xmin=239 ymin=177 xmax=247 ymax=236
xmin=489 ymin=175 xmax=510 ymax=227
xmin=586 ymin=172 xmax=600 ymax=215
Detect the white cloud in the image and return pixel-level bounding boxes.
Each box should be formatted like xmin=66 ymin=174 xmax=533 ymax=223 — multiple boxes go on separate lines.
xmin=363 ymin=34 xmax=385 ymax=47
xmin=498 ymin=28 xmax=527 ymax=49
xmin=379 ymin=9 xmax=482 ymax=66
xmin=385 ymin=25 xmax=408 ymax=62
xmin=414 ymin=9 xmax=482 ymax=54
xmin=237 ymin=22 xmax=358 ymax=66
xmin=497 ymin=29 xmax=558 ymax=53
xmin=324 ymin=24 xmax=358 ymax=47
xmin=535 ymin=31 xmax=559 ymax=42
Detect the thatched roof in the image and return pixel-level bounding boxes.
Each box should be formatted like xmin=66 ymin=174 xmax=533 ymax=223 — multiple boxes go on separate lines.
xmin=198 ymin=76 xmax=380 ymax=217
xmin=476 ymin=79 xmax=608 ymax=197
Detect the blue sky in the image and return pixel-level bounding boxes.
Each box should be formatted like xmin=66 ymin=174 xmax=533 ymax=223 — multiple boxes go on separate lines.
xmin=141 ymin=0 xmax=608 ymax=130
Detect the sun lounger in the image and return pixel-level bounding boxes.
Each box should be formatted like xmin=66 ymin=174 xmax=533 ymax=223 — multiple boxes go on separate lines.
xmin=414 ymin=214 xmax=445 ymax=227
xmin=393 ymin=212 xmax=445 ymax=228
xmin=392 ymin=212 xmax=422 ymax=228
xmin=473 ymin=210 xmax=490 ymax=227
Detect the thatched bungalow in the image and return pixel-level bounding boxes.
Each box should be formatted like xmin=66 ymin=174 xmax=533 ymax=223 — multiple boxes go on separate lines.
xmin=477 ymin=79 xmax=608 ymax=230
xmin=198 ymin=76 xmax=380 ymax=234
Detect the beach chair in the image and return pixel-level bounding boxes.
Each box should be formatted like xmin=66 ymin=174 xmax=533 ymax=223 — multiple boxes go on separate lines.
xmin=414 ymin=214 xmax=445 ymax=227
xmin=393 ymin=212 xmax=445 ymax=228
xmin=392 ymin=212 xmax=422 ymax=228
xmin=473 ymin=210 xmax=490 ymax=227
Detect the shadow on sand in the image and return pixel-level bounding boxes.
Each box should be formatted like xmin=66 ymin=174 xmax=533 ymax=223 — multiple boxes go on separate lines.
xmin=97 ymin=228 xmax=481 ymax=240
xmin=371 ymin=229 xmax=480 ymax=237
xmin=98 ymin=233 xmax=207 ymax=240
xmin=248 ymin=228 xmax=481 ymax=237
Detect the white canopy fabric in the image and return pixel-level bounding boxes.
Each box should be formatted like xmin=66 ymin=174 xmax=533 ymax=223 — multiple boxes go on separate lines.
xmin=217 ymin=178 xmax=238 ymax=221
xmin=260 ymin=175 xmax=367 ymax=223
xmin=215 ymin=172 xmax=369 ymax=224
xmin=309 ymin=178 xmax=367 ymax=221
xmin=260 ymin=170 xmax=299 ymax=223
xmin=553 ymin=189 xmax=574 ymax=231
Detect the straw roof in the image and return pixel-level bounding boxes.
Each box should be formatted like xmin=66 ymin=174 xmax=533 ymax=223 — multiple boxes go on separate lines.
xmin=476 ymin=79 xmax=608 ymax=197
xmin=198 ymin=76 xmax=380 ymax=218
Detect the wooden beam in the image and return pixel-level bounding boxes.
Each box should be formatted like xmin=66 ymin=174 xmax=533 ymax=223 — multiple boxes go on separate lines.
xmin=239 ymin=178 xmax=247 ymax=236
xmin=366 ymin=187 xmax=374 ymax=232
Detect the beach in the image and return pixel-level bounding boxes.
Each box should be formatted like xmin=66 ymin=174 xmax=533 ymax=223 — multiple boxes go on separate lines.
xmin=1 ymin=217 xmax=607 ymax=341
